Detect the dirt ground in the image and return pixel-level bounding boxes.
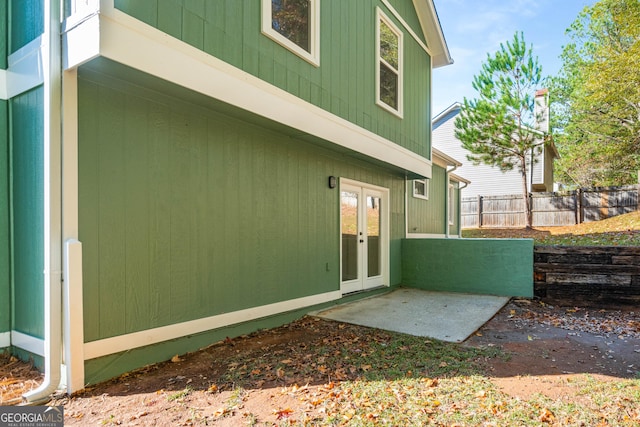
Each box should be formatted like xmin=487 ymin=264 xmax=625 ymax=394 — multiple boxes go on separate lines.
xmin=466 ymin=299 xmax=639 ymax=400
xmin=2 ymin=299 xmax=639 ymax=425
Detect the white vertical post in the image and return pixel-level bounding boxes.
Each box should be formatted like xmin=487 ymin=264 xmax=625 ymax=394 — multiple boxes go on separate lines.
xmin=61 ymin=67 xmax=85 ymax=393
xmin=64 ymin=239 xmax=84 ymax=392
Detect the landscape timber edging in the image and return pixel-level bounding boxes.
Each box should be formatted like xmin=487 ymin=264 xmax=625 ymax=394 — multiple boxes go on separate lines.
xmin=534 ymin=245 xmax=640 ymax=307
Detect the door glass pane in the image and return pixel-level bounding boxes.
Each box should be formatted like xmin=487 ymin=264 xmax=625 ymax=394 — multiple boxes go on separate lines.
xmin=341 ymin=191 xmax=359 ymax=281
xmin=367 ymin=196 xmax=381 ymax=277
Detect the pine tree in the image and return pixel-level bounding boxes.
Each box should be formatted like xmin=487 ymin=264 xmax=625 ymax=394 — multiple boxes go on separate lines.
xmin=455 ymin=32 xmax=544 ymax=228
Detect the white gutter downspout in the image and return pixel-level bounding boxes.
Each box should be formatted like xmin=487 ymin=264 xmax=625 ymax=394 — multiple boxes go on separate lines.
xmin=23 ymin=0 xmax=63 ymax=404
xmin=444 ymin=164 xmax=458 ymax=238
xmin=404 ymin=173 xmax=409 ymax=237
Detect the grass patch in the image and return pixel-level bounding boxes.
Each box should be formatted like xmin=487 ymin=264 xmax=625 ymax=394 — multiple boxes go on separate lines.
xmin=463 ymin=211 xmax=640 ymax=246
xmin=166 ymin=386 xmax=192 ymax=402
xmin=211 ymin=319 xmax=640 ymax=425
xmin=303 ymin=375 xmax=640 ymax=426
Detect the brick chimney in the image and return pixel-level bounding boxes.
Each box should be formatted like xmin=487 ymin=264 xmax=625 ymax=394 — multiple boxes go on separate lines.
xmin=534 ymin=88 xmax=549 ymax=133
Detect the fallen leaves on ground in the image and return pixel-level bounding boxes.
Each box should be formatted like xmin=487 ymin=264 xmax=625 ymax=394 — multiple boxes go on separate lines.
xmin=2 ymin=304 xmax=640 ymax=425
xmin=0 ymin=354 xmax=42 ymax=404
xmin=511 ymin=300 xmax=640 ymax=339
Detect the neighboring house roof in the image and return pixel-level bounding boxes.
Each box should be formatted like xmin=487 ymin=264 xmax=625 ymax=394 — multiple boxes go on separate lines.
xmin=413 ymin=0 xmax=454 ymax=68
xmin=432 ymin=102 xmax=559 ymax=156
xmin=449 ymin=173 xmax=471 ymax=185
xmin=432 ymin=146 xmax=462 ymax=168
xmin=433 ymin=102 xmax=462 ymax=127
xmin=432 ymin=146 xmax=470 ymax=185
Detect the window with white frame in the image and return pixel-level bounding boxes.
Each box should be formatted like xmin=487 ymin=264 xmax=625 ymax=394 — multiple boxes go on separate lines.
xmin=413 ymin=179 xmax=429 ymax=200
xmin=448 ymin=184 xmax=455 ymax=225
xmin=376 ymin=9 xmax=403 ymax=117
xmin=262 ymin=0 xmax=320 ymax=66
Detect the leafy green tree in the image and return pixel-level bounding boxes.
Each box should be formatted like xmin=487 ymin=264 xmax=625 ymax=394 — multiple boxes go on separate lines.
xmin=550 ymin=0 xmax=640 ymax=187
xmin=455 ymin=32 xmax=544 ymax=228
xmin=272 ymin=0 xmax=310 ymax=52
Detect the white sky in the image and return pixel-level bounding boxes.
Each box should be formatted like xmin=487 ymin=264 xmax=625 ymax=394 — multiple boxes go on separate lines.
xmin=431 ymin=0 xmax=596 ymax=116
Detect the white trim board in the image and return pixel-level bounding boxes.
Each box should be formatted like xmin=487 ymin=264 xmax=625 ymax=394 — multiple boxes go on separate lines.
xmin=63 ymin=238 xmax=85 ymax=393
xmin=0 ymin=332 xmax=9 ymax=348
xmin=380 ymin=0 xmax=430 ymax=56
xmin=84 ymin=290 xmax=342 ymax=360
xmin=11 ymin=331 xmax=45 ymax=357
xmin=411 ymin=0 xmax=453 ymax=68
xmin=0 ymin=70 xmax=7 ymax=99
xmin=0 ymin=35 xmax=46 ymax=100
xmin=406 ymin=233 xmax=447 ymax=239
xmin=62 ymin=2 xmax=432 ymax=178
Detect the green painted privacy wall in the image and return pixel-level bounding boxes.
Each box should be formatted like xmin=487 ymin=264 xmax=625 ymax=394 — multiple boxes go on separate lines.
xmin=9 ymin=0 xmax=43 ymax=54
xmin=402 ymin=238 xmax=534 ymax=297
xmin=0 ymin=100 xmax=9 ymax=337
xmin=407 ymin=164 xmax=446 ymax=234
xmin=113 ymin=0 xmax=432 ymax=159
xmin=10 ymin=86 xmax=45 ymax=338
xmin=78 ymin=68 xmax=405 ymax=343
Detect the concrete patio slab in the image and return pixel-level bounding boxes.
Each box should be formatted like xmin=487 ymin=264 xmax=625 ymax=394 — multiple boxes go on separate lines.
xmin=312 ymin=288 xmax=509 ymax=343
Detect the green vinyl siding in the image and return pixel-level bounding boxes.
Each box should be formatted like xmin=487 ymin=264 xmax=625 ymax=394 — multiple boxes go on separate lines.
xmin=0 ymin=101 xmax=9 ymax=336
xmin=78 ymin=68 xmax=405 ymax=343
xmin=84 ymin=285 xmax=390 ymax=385
xmin=10 ymin=86 xmax=45 ymax=339
xmin=114 ymin=0 xmax=432 ymax=159
xmin=449 ymin=182 xmax=460 ymax=235
xmin=387 ymin=0 xmax=427 ymax=45
xmin=0 ymin=1 xmax=7 ymax=69
xmin=9 ymin=0 xmax=43 ymax=54
xmin=407 ymin=164 xmax=446 ymax=234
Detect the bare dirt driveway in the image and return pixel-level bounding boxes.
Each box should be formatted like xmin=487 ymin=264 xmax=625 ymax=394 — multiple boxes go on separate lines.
xmin=3 ymin=298 xmax=639 ymax=425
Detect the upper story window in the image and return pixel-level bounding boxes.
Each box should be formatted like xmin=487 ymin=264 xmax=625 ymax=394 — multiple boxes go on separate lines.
xmin=262 ymin=0 xmax=320 ymax=66
xmin=376 ymin=9 xmax=403 ymax=117
xmin=413 ymin=179 xmax=429 ymax=200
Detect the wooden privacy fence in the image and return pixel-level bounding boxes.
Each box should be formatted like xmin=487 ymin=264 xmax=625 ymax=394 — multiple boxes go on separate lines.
xmin=462 ymin=185 xmax=639 ymax=228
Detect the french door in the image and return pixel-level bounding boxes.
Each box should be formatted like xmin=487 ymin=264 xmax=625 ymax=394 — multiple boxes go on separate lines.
xmin=340 ymin=180 xmax=389 ymax=294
